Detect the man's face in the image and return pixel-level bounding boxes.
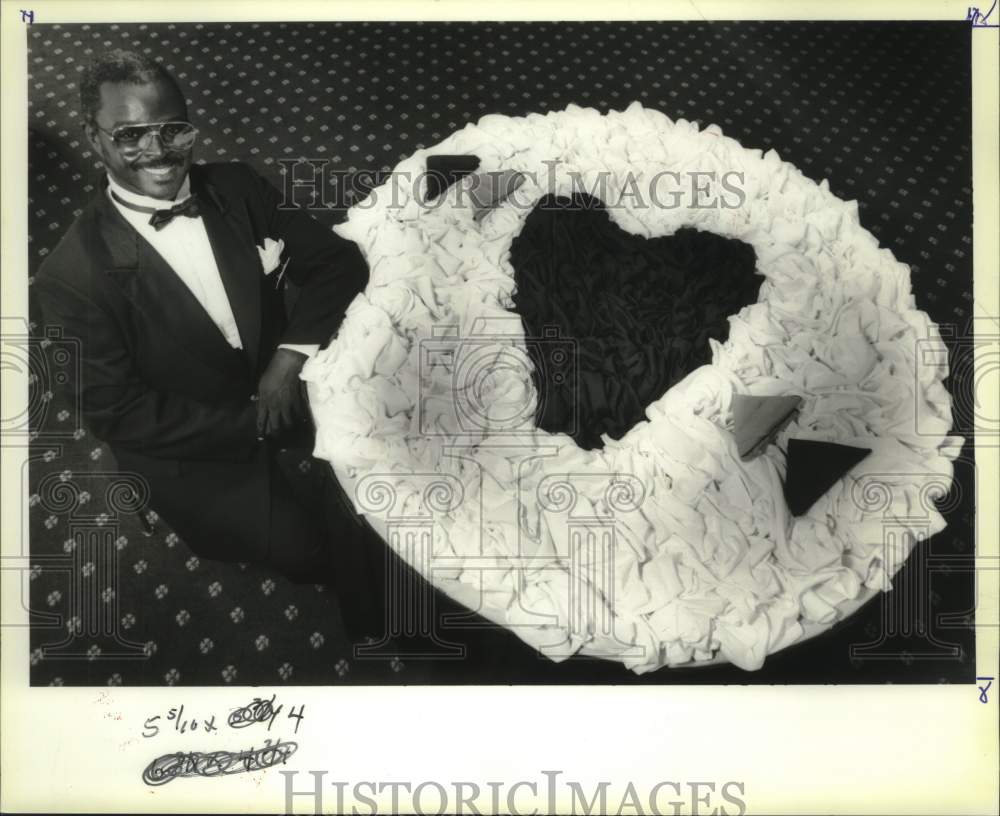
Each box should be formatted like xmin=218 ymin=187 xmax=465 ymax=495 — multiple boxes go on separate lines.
xmin=85 ymin=78 xmax=192 ymax=200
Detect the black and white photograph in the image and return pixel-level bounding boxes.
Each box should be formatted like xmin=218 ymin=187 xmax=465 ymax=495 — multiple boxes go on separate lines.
xmin=2 ymin=2 xmax=997 ymax=814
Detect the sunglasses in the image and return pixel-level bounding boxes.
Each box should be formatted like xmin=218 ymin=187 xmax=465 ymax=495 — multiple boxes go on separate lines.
xmin=96 ymin=121 xmax=199 ymax=152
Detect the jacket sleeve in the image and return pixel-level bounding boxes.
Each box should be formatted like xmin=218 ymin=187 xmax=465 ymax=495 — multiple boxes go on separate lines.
xmin=246 ymin=165 xmax=370 ymax=347
xmin=34 ymin=270 xmax=260 ymax=462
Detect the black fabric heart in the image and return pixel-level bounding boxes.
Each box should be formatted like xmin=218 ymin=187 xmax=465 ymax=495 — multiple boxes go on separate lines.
xmin=509 ymin=193 xmax=762 ymax=450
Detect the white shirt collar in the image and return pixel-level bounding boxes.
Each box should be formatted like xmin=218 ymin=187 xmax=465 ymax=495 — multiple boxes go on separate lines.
xmin=107 ymin=173 xmax=192 ymax=209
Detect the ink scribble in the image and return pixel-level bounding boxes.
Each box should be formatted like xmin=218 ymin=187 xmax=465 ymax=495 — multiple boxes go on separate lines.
xmin=967 ymin=0 xmax=998 ymax=27
xmin=141 ymin=738 xmax=297 ymax=786
xmin=227 ymin=694 xmax=281 ymax=730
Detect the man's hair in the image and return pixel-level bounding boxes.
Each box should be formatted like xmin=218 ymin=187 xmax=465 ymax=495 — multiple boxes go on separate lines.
xmin=79 ymin=49 xmax=184 ymax=125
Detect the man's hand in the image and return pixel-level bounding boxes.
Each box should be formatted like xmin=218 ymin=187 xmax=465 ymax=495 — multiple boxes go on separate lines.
xmin=256 ymin=348 xmax=309 ymax=439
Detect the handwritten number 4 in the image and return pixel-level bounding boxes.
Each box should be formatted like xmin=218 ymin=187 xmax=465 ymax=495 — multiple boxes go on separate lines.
xmin=20 ymin=9 xmax=34 ymax=23
xmin=287 ymin=704 xmax=305 ymax=734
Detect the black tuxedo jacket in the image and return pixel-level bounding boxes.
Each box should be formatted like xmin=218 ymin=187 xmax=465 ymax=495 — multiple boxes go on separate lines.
xmin=34 ymin=161 xmax=369 ymax=561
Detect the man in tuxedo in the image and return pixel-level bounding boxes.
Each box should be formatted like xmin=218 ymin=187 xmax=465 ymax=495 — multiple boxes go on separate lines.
xmin=34 ymin=50 xmax=383 ymax=637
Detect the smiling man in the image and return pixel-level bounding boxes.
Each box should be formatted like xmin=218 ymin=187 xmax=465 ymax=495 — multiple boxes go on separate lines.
xmin=34 ymin=50 xmax=381 ymax=639
xmin=88 ymin=67 xmax=193 ymax=199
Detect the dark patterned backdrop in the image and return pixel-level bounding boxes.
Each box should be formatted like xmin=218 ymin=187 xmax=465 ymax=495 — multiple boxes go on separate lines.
xmin=23 ymin=20 xmax=976 ymax=686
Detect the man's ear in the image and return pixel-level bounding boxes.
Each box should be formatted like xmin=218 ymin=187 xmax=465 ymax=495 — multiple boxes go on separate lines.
xmin=82 ymin=119 xmax=103 ymax=156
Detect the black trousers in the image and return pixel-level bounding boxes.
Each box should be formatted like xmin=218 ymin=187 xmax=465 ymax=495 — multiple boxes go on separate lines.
xmin=263 ymin=443 xmax=389 ymax=645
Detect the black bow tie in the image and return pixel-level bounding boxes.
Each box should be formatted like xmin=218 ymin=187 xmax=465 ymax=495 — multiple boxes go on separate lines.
xmin=110 ymin=190 xmax=202 ymax=230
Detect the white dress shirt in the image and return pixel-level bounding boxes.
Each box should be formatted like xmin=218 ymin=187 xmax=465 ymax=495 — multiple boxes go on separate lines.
xmin=107 ymin=174 xmax=318 ymax=359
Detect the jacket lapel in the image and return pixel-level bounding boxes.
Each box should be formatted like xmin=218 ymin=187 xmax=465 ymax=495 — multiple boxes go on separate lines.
xmin=95 ymin=170 xmax=263 ymax=376
xmin=192 ymin=169 xmax=263 ymax=374
xmin=96 ymin=188 xmax=248 ymax=377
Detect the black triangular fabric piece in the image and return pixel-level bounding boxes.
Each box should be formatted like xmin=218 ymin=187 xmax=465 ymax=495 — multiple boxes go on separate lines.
xmin=425 ymin=154 xmax=481 ymax=201
xmin=732 ymin=394 xmax=802 ymax=460
xmin=469 ymin=169 xmax=527 ymax=220
xmin=784 ymin=439 xmax=871 ymax=516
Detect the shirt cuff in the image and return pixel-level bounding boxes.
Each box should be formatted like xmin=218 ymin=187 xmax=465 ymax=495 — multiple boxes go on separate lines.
xmin=278 ymin=343 xmax=320 ymax=359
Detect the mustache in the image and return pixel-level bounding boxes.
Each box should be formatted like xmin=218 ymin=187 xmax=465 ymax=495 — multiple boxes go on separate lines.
xmin=131 ymin=157 xmax=185 ymax=170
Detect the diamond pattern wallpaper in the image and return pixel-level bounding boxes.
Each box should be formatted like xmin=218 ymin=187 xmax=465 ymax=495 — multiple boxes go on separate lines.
xmin=24 ymin=20 xmax=976 ymax=686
